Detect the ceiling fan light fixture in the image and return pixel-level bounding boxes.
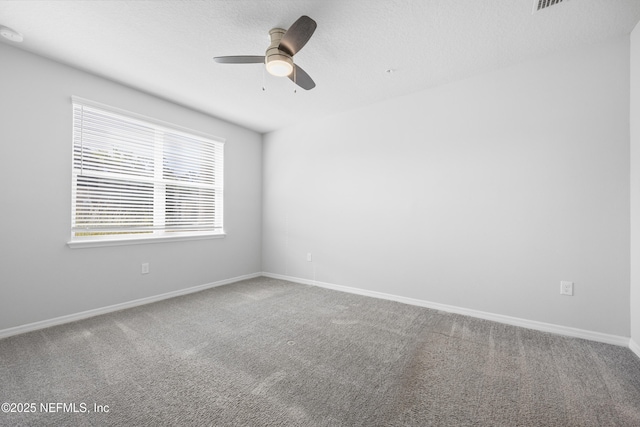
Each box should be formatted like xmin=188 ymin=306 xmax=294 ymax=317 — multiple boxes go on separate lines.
xmin=265 ymin=28 xmax=293 ymax=77
xmin=213 ymin=18 xmax=317 ymax=90
xmin=266 ymin=54 xmax=293 ymax=77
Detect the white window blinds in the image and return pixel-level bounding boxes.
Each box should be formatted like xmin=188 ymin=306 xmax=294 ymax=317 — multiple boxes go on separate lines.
xmin=70 ymin=97 xmax=224 ymax=244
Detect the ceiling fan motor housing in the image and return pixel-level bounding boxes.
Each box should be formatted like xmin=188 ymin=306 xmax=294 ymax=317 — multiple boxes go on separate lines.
xmin=265 ymin=28 xmax=293 ymax=76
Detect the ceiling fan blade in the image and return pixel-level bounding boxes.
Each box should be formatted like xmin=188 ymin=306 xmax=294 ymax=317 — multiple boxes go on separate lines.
xmin=289 ymin=64 xmax=316 ymax=90
xmin=214 ymin=56 xmax=265 ymax=64
xmin=279 ymin=16 xmax=317 ymax=56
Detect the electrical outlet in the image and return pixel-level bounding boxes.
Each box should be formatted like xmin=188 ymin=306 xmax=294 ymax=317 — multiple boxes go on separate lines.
xmin=560 ymin=281 xmax=573 ymax=296
xmin=307 ymin=253 xmax=312 ymax=262
xmin=141 ymin=263 xmax=150 ymax=274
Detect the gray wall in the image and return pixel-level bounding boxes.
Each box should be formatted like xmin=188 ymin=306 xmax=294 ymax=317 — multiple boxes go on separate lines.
xmin=0 ymin=44 xmax=263 ymax=330
xmin=1 ymin=33 xmax=634 ymax=340
xmin=631 ymin=23 xmax=640 ymax=348
xmin=263 ymin=37 xmax=631 ymax=337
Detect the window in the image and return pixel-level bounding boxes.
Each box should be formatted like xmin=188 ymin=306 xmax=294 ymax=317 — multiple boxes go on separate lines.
xmin=68 ymin=97 xmax=224 ymax=248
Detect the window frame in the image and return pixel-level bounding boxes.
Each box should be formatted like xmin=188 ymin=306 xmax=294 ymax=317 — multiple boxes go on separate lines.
xmin=67 ymin=96 xmax=225 ymax=249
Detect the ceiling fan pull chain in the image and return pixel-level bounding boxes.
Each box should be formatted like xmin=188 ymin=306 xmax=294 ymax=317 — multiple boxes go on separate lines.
xmin=262 ymin=67 xmax=266 ymax=91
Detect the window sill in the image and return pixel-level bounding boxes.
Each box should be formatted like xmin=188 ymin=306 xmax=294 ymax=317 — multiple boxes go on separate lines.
xmin=67 ymin=232 xmax=226 ymax=249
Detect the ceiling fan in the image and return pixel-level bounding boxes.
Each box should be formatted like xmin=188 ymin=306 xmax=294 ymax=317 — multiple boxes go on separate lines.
xmin=214 ymin=15 xmax=317 ymax=90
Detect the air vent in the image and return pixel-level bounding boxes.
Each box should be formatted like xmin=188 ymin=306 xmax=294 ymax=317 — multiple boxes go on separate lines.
xmin=532 ymin=0 xmax=566 ymax=13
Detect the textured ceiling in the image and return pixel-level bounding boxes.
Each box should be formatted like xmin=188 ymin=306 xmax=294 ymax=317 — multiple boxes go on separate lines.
xmin=1 ymin=0 xmax=640 ymax=133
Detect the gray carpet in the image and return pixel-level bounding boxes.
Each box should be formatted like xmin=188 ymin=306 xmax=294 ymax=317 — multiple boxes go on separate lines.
xmin=1 ymin=276 xmax=639 ymax=426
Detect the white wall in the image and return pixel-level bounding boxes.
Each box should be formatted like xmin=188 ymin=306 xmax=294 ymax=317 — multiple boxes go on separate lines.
xmin=631 ymin=23 xmax=640 ymax=349
xmin=263 ymin=37 xmax=631 ymax=337
xmin=0 ymin=43 xmax=262 ymax=331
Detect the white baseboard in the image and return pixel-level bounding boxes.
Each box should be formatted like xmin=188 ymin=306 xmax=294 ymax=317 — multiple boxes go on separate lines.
xmin=263 ymin=272 xmax=631 ymax=348
xmin=630 ymin=338 xmax=640 ymax=359
xmin=3 ymin=271 xmax=635 ymax=356
xmin=0 ymin=272 xmax=261 ymax=340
